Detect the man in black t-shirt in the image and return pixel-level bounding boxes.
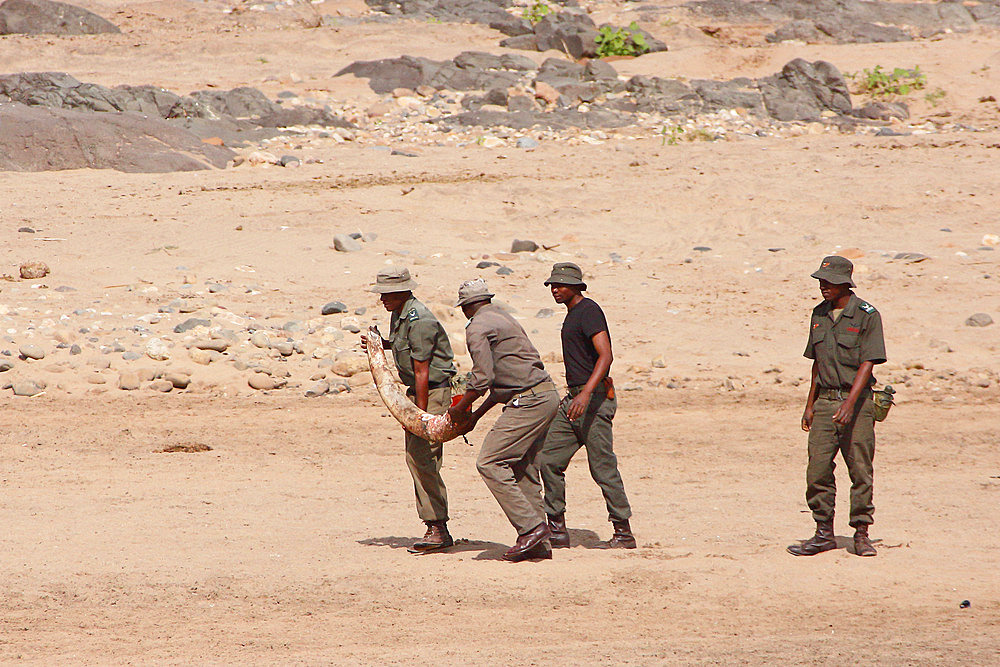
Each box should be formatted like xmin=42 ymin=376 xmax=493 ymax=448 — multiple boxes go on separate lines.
xmin=538 ymin=263 xmax=635 ymax=549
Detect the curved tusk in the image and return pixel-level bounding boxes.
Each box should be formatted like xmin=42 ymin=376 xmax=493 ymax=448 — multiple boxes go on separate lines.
xmin=363 ymin=326 xmax=465 ymax=443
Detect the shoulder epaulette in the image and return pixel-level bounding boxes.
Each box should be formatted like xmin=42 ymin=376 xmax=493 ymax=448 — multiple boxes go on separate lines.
xmin=407 ymin=309 xmax=419 ymax=322
xmin=859 ymin=301 xmax=876 ymax=314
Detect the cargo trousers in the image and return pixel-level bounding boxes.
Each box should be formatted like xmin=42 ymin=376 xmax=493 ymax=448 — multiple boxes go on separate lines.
xmin=539 ymin=388 xmax=632 ymax=522
xmin=476 ymin=388 xmax=560 ymax=535
xmin=405 ymin=387 xmax=452 ymax=522
xmin=806 ymin=395 xmax=876 ymax=526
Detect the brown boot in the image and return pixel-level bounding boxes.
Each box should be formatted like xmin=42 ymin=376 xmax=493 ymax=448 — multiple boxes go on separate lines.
xmin=599 ymin=519 xmax=637 ymax=549
xmin=547 ymin=513 xmax=570 ymax=548
xmin=408 ymin=520 xmax=453 ymax=554
xmin=853 ymin=524 xmax=877 ymax=557
xmin=787 ymin=520 xmax=837 ymax=556
xmin=502 ymin=523 xmax=552 ymax=562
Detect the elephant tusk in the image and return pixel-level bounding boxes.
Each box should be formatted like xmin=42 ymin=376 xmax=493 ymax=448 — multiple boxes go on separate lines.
xmin=363 ymin=326 xmax=465 ymax=443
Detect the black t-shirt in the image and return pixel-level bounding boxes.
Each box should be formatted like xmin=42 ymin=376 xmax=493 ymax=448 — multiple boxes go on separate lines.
xmin=561 ymin=297 xmax=610 ymax=386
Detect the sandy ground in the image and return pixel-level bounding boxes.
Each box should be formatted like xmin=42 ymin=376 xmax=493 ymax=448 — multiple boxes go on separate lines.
xmin=2 ymin=0 xmax=1000 ymax=663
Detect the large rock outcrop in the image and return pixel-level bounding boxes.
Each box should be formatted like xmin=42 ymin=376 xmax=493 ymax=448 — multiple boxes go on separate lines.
xmin=0 ymin=0 xmax=119 ymax=35
xmin=0 ymin=103 xmax=234 ymax=172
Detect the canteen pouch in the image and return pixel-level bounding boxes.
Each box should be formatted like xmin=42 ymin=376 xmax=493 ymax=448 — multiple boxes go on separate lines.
xmin=871 ymin=385 xmax=895 ymax=422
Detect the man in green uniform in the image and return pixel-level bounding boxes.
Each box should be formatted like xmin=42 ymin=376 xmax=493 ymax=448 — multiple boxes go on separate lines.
xmin=538 ymin=263 xmax=635 ymax=549
xmin=789 ymin=256 xmax=887 ymax=558
xmin=370 ymin=266 xmax=457 ymax=553
xmin=447 ymin=278 xmax=560 ymax=562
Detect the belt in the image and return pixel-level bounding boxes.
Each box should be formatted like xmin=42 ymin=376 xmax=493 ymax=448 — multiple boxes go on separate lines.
xmin=569 ymin=377 xmax=614 ymax=398
xmin=512 ymin=381 xmax=556 ymax=399
xmin=816 ymin=388 xmax=871 ymax=400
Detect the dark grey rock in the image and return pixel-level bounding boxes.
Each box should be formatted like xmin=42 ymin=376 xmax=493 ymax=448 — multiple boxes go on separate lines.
xmin=174 ymin=318 xmax=211 ymax=334
xmin=69 ymin=343 xmax=81 ymax=355
xmin=516 ymin=136 xmax=539 ymax=149
xmin=511 ymin=239 xmax=538 ymax=253
xmin=855 ymin=101 xmax=909 ymax=121
xmin=693 ymin=246 xmax=712 ymax=251
xmin=322 ymin=301 xmax=348 ymax=315
xmin=496 ymin=266 xmax=514 ymax=275
xmin=354 ymin=307 xmax=367 ymax=316
xmin=477 ymin=260 xmax=500 ymax=268
xmin=532 ymin=12 xmax=599 ymax=58
xmin=965 ymin=313 xmax=993 ymax=327
xmin=535 ymin=308 xmax=555 ymax=318
xmin=0 ymin=0 xmax=119 ymax=35
xmin=507 ymin=94 xmax=537 ymax=113
xmin=279 ymin=154 xmax=300 ymax=167
xmin=758 ymin=58 xmax=852 ymax=121
xmin=18 ymin=226 xmax=34 ymax=232
xmin=500 ymin=53 xmax=538 ymax=71
xmin=692 ymin=77 xmax=763 ymax=113
xmin=122 ymin=351 xmax=141 ymax=361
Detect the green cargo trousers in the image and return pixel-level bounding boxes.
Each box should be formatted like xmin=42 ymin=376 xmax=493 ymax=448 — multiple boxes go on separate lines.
xmin=476 ymin=388 xmax=560 ymax=535
xmin=539 ymin=391 xmax=632 ymax=522
xmin=405 ymin=387 xmax=452 ymax=522
xmin=806 ymin=395 xmax=876 ymax=526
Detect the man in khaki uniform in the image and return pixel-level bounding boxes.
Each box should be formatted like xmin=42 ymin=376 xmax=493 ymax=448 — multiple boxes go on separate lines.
xmin=447 ymin=279 xmax=560 ymax=562
xmin=789 ymin=256 xmax=887 ymax=558
xmin=370 ymin=266 xmax=457 ymax=553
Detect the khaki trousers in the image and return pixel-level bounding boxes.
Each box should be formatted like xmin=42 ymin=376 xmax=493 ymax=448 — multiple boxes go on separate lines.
xmin=806 ymin=396 xmax=876 ymax=526
xmin=540 ymin=391 xmax=632 ymax=522
xmin=476 ymin=389 xmax=559 ymax=535
xmin=405 ymin=387 xmax=451 ymax=522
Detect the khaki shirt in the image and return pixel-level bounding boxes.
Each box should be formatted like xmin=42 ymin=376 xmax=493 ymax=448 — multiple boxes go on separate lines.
xmin=466 ymin=303 xmax=550 ymax=401
xmin=804 ymin=294 xmax=887 ymax=390
xmin=389 ymin=296 xmax=456 ymax=388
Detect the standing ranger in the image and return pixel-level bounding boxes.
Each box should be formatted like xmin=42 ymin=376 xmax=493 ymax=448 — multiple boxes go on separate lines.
xmin=371 ymin=266 xmax=457 ymax=553
xmin=789 ymin=256 xmax=887 ymax=558
xmin=538 ymin=263 xmax=635 ymax=549
xmin=448 ymin=279 xmax=560 ymax=562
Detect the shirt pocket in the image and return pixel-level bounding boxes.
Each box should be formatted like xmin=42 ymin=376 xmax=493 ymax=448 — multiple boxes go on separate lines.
xmin=836 ymin=334 xmax=860 ymax=367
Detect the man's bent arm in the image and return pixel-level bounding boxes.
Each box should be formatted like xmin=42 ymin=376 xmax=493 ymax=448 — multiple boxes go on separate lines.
xmin=412 ymin=358 xmax=430 ymax=411
xmin=832 ymin=361 xmax=874 ymax=425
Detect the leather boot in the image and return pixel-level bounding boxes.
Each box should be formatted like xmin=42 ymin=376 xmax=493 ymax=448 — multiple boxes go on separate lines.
xmin=547 ymin=513 xmax=570 ymax=549
xmin=787 ymin=519 xmax=837 ymax=556
xmin=502 ymin=523 xmax=553 ymax=562
xmin=408 ymin=520 xmax=453 ymax=554
xmin=853 ymin=524 xmax=877 ymax=557
xmin=599 ymin=519 xmax=637 ymax=549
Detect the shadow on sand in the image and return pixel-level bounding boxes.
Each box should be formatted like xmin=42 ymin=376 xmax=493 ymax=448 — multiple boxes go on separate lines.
xmin=358 ymin=536 xmax=509 ymax=560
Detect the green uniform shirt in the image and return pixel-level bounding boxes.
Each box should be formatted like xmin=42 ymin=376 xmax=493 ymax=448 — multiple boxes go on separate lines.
xmin=804 ymin=294 xmax=887 ymax=390
xmin=389 ymin=296 xmax=456 ymax=388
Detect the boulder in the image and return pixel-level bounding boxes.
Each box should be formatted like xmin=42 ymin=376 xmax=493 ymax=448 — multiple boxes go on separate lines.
xmin=758 ymin=59 xmax=852 ymax=121
xmin=0 ymin=103 xmax=234 ymax=173
xmin=0 ymin=0 xmax=119 ymax=35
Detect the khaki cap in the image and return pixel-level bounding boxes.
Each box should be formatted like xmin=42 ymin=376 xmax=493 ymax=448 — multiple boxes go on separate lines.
xmin=454 ymin=278 xmax=494 ymax=307
xmin=811 ymin=255 xmax=856 ymax=287
xmin=369 ymin=266 xmax=418 ymax=294
xmin=543 ymin=262 xmax=587 ymax=290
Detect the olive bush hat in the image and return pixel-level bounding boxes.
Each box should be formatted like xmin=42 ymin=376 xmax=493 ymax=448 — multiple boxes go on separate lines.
xmin=370 ymin=266 xmax=418 ymax=294
xmin=454 ymin=278 xmax=494 ymax=307
xmin=543 ymin=262 xmax=587 ymax=290
xmin=811 ymin=255 xmax=856 ymax=288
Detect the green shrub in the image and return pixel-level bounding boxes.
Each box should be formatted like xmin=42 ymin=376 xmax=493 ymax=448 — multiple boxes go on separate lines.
xmin=523 ymin=1 xmax=552 ymax=24
xmin=847 ymin=65 xmax=926 ymax=98
xmin=595 ymin=21 xmax=650 ymax=58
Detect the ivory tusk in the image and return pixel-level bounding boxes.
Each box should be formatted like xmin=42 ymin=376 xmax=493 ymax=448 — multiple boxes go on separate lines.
xmin=363 ymin=326 xmax=465 ymax=444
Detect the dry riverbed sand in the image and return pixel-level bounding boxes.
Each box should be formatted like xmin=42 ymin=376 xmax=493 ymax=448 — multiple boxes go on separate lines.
xmin=1 ymin=0 xmax=999 ymax=663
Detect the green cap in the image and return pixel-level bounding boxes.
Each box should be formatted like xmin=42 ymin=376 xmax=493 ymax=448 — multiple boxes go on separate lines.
xmin=811 ymin=256 xmax=856 ymax=288
xmin=543 ymin=262 xmax=587 ymax=290
xmin=369 ymin=266 xmax=418 ymax=294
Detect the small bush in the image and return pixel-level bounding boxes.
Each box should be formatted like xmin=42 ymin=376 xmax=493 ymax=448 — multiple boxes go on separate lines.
xmin=523 ymin=1 xmax=552 ymax=24
xmin=847 ymin=65 xmax=926 ymax=98
xmin=595 ymin=22 xmax=650 ymax=58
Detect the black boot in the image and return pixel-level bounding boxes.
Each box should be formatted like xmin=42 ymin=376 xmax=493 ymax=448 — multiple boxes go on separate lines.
xmin=547 ymin=513 xmax=570 ymax=548
xmin=408 ymin=520 xmax=454 ymax=554
xmin=599 ymin=519 xmax=636 ymax=549
xmin=787 ymin=520 xmax=837 ymax=556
